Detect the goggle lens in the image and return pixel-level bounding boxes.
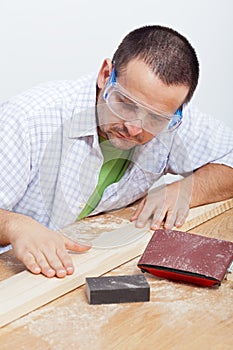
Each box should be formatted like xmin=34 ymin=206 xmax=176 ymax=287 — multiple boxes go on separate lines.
xmin=103 ymin=67 xmax=183 ymax=135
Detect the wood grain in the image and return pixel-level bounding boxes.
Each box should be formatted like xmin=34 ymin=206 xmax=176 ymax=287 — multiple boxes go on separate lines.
xmin=179 ymin=198 xmax=233 ymax=231
xmin=0 ymin=198 xmax=232 ymax=328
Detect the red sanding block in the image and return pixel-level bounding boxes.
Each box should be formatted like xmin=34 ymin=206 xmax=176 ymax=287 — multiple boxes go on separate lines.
xmin=85 ymin=274 xmax=150 ymax=304
xmin=138 ymin=229 xmax=233 ymax=287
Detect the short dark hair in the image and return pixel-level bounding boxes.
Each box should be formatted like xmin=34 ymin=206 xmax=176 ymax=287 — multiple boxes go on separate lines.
xmin=112 ymin=25 xmax=199 ymax=104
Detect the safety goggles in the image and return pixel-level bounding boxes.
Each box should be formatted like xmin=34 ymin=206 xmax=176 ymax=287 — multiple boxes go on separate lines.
xmin=103 ymin=67 xmax=183 ymax=135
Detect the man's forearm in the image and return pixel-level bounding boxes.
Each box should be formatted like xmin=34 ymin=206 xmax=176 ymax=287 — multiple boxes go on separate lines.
xmin=0 ymin=209 xmax=33 ymax=246
xmin=0 ymin=209 xmax=14 ymax=246
xmin=188 ymin=163 xmax=233 ymax=207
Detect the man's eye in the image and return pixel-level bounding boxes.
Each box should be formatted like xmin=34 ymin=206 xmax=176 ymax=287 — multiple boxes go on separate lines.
xmin=118 ymin=96 xmax=132 ymax=105
xmin=145 ymin=114 xmax=168 ymax=130
xmin=148 ymin=114 xmax=165 ymax=123
xmin=123 ymin=102 xmax=136 ymax=111
xmin=114 ymin=92 xmax=133 ymax=105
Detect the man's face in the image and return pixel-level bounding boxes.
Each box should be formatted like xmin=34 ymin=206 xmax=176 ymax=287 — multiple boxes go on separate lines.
xmin=96 ymin=59 xmax=189 ymax=150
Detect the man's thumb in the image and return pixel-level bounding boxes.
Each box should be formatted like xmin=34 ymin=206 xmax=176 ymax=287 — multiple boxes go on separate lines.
xmin=64 ymin=236 xmax=92 ymax=252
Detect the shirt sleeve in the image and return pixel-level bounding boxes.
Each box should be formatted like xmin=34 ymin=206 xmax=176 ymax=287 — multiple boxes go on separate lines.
xmin=165 ymin=104 xmax=233 ymax=175
xmin=0 ymin=102 xmax=30 ymax=209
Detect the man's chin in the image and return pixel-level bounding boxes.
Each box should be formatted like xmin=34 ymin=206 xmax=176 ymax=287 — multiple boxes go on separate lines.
xmin=108 ymin=136 xmax=137 ymax=150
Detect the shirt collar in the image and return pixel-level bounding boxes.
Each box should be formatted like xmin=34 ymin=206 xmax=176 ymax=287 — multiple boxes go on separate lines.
xmin=68 ymin=73 xmax=98 ymax=138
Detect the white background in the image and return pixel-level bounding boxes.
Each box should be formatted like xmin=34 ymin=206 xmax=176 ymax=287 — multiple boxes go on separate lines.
xmin=0 ymin=0 xmax=232 ymax=128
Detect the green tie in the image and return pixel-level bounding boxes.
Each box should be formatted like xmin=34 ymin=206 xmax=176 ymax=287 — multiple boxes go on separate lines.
xmin=77 ymin=136 xmax=132 ymax=220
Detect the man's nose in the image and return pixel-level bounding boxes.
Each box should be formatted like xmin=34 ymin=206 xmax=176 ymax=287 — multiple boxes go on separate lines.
xmin=124 ymin=119 xmax=143 ymax=137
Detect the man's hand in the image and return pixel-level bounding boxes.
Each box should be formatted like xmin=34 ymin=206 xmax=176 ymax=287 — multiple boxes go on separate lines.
xmin=131 ymin=164 xmax=233 ymax=230
xmin=131 ymin=179 xmax=192 ymax=230
xmin=5 ymin=213 xmax=91 ymax=278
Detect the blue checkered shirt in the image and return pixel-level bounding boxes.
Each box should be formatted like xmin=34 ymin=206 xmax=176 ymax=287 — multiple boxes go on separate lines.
xmin=0 ymin=73 xmax=233 ymax=231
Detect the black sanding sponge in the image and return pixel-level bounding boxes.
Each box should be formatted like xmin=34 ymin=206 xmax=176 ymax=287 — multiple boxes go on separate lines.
xmin=85 ymin=274 xmax=150 ymax=304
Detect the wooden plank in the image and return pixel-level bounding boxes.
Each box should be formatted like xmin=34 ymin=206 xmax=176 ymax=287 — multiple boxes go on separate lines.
xmin=0 ymin=198 xmax=232 ymax=328
xmin=178 ymin=198 xmax=233 ymax=231
xmin=0 ymin=227 xmax=152 ymax=328
xmin=1 ymin=208 xmax=233 ymax=350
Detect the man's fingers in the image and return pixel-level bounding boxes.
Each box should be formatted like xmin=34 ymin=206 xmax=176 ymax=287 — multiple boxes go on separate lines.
xmin=135 ymin=208 xmax=152 ymax=228
xmin=33 ymin=250 xmax=57 ymax=278
xmin=174 ymin=207 xmax=189 ymax=227
xmin=10 ymin=221 xmax=91 ymax=278
xmin=150 ymin=207 xmax=167 ymax=230
xmin=17 ymin=241 xmax=78 ymax=278
xmin=64 ymin=236 xmax=92 ymax=252
xmin=164 ymin=207 xmax=189 ymax=229
xmin=163 ymin=210 xmax=177 ymax=230
xmin=56 ymin=248 xmax=75 ymax=275
xmin=135 ymin=200 xmax=166 ymax=229
xmin=42 ymin=236 xmax=91 ymax=277
xmin=130 ymin=198 xmax=146 ymax=222
xmin=22 ymin=251 xmax=41 ymax=275
xmin=23 ymin=248 xmax=71 ymax=278
xmin=132 ymin=182 xmax=191 ymax=230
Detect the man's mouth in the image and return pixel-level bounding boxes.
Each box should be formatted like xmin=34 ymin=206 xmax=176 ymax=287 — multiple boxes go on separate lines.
xmin=101 ymin=124 xmax=143 ymax=144
xmin=114 ymin=131 xmax=136 ymax=141
xmin=111 ymin=127 xmax=133 ymax=140
xmin=117 ymin=131 xmax=130 ymax=139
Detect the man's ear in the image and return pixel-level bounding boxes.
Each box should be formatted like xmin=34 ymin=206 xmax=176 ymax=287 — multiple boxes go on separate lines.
xmin=97 ymin=58 xmax=113 ymax=89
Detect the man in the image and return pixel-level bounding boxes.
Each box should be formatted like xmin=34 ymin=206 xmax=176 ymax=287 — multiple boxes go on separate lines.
xmin=0 ymin=25 xmax=232 ymax=278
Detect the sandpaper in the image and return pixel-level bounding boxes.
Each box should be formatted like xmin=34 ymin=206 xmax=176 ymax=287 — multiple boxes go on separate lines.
xmin=138 ymin=229 xmax=233 ymax=287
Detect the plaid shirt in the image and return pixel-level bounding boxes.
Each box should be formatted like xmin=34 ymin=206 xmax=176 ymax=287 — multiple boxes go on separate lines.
xmin=0 ymin=73 xmax=233 ymax=231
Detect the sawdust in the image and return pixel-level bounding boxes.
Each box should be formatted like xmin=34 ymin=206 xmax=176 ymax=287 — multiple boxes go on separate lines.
xmin=8 ymin=289 xmax=124 ymax=349
xmin=61 ymin=214 xmax=148 ymax=249
xmin=61 ymin=214 xmax=131 ymax=244
xmin=148 ymin=275 xmax=233 ymax=327
xmin=2 ymin=265 xmax=233 ymax=349
xmin=63 ymin=214 xmax=130 ymax=233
